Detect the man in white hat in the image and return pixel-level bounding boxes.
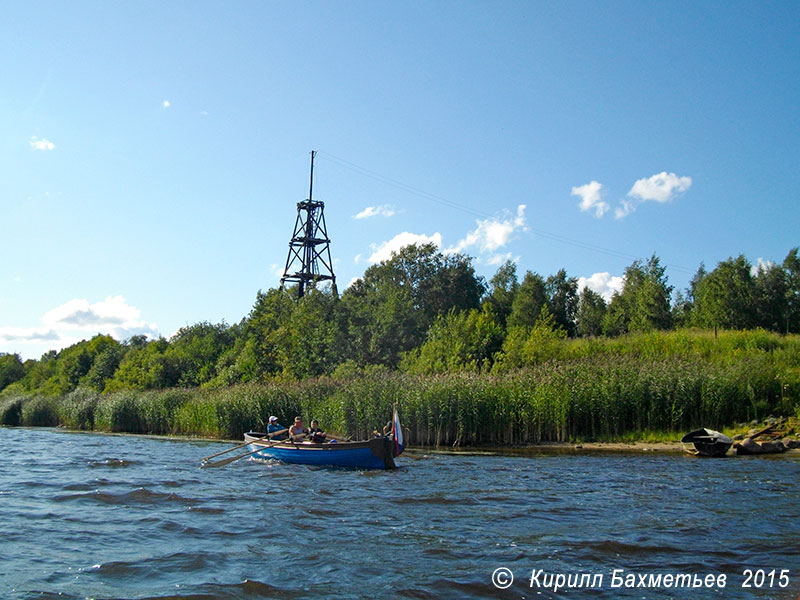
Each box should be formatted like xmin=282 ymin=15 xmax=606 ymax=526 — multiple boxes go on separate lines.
xmin=267 ymin=416 xmax=287 ymax=440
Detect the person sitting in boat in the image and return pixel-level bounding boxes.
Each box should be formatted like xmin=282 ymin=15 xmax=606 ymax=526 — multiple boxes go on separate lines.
xmin=288 ymin=416 xmax=310 ymax=441
xmin=267 ymin=416 xmax=287 ymax=440
xmin=308 ymin=419 xmax=327 ymax=443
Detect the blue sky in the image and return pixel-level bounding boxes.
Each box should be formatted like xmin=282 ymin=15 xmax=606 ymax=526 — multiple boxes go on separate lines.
xmin=2 ymin=1 xmax=798 ymax=359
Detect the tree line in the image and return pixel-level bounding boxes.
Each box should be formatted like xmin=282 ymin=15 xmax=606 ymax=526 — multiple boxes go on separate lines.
xmin=1 ymin=244 xmax=799 ymax=397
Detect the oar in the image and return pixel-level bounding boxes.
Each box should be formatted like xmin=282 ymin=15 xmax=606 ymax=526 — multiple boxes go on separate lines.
xmin=319 ymin=433 xmax=350 ymax=442
xmin=202 ymin=433 xmax=310 ymax=469
xmin=200 ymin=428 xmax=288 ymax=463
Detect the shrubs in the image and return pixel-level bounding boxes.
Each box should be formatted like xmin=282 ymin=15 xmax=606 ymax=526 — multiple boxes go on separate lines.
xmin=1 ymin=330 xmax=796 ymax=445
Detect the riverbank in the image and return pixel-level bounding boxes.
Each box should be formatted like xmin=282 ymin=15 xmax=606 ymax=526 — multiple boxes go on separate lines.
xmin=2 ymin=345 xmax=798 ymax=446
xmin=19 ymin=418 xmax=799 ymax=459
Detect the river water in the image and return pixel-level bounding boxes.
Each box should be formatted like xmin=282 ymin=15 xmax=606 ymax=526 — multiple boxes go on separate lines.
xmin=1 ymin=427 xmax=798 ymax=600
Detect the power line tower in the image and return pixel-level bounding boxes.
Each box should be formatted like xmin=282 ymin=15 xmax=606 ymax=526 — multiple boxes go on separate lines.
xmin=280 ymin=151 xmax=337 ymax=298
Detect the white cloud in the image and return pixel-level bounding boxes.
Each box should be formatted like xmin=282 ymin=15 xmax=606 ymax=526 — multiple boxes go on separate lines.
xmin=0 ymin=327 xmax=60 ymax=343
xmin=0 ymin=296 xmax=159 ymax=358
xmin=751 ymin=258 xmax=776 ymax=277
xmin=367 ymin=232 xmax=443 ymax=264
xmin=628 ymin=172 xmax=692 ymax=203
xmin=578 ymin=272 xmax=624 ymax=302
xmin=353 ymin=204 xmax=397 ymax=220
xmin=43 ymin=296 xmax=143 ymax=329
xmin=616 ymin=171 xmax=692 ymax=218
xmin=572 ymin=181 xmax=609 ymax=217
xmin=163 ymin=100 xmax=171 ymax=108
xmin=269 ymin=263 xmax=284 ymax=280
xmin=447 ymin=205 xmax=527 ymax=257
xmin=29 ymin=136 xmax=55 ymax=151
xmin=485 ymin=252 xmax=514 ymax=266
xmin=614 ymin=199 xmax=636 ymax=219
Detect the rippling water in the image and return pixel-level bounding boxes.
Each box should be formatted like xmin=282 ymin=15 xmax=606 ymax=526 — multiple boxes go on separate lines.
xmin=1 ymin=427 xmax=799 ymax=600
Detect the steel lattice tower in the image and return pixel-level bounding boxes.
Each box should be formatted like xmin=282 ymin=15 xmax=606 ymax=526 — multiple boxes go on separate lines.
xmin=280 ymin=151 xmax=337 ymax=298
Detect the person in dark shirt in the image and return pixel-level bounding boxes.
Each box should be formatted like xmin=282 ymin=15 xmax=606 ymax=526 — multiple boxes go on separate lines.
xmin=308 ymin=419 xmax=327 ymax=443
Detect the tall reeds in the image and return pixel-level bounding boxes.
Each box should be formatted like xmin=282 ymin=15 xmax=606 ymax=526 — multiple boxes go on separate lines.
xmin=2 ymin=330 xmax=797 ymax=445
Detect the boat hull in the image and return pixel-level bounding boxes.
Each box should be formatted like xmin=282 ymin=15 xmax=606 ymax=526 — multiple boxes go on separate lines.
xmin=244 ymin=433 xmax=397 ymax=470
xmin=680 ymin=428 xmax=733 ymax=457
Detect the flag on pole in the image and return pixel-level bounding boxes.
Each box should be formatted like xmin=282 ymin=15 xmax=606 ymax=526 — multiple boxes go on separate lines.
xmin=391 ymin=407 xmax=404 ymax=456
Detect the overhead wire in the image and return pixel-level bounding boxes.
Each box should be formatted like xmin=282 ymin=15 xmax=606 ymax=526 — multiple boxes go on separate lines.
xmin=316 ymin=150 xmax=696 ymax=275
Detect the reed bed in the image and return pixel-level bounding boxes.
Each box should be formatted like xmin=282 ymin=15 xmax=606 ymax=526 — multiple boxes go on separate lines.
xmin=2 ymin=342 xmax=795 ymax=445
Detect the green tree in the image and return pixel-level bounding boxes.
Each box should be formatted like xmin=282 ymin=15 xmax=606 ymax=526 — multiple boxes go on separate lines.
xmin=166 ymin=321 xmax=235 ymax=386
xmin=754 ymin=262 xmax=788 ymax=332
xmin=507 ymin=271 xmax=547 ymax=330
xmin=545 ymin=268 xmax=579 ymax=336
xmin=497 ymin=304 xmax=566 ymax=369
xmin=693 ymin=255 xmax=756 ymax=330
xmin=341 ymin=243 xmax=484 ymax=367
xmin=240 ymin=288 xmax=295 ymax=379
xmin=83 ymin=336 xmax=125 ymax=391
xmin=783 ymin=248 xmax=800 ymax=333
xmin=0 ymin=353 xmax=25 ymax=392
xmin=629 ymin=256 xmax=673 ymax=332
xmin=279 ymin=288 xmax=345 ymax=379
xmin=482 ymin=260 xmax=518 ymax=328
xmin=105 ymin=338 xmax=179 ymax=391
xmin=576 ymin=288 xmax=606 ymax=337
xmin=601 ymin=255 xmax=672 ymax=334
xmin=403 ymin=307 xmax=503 ymax=374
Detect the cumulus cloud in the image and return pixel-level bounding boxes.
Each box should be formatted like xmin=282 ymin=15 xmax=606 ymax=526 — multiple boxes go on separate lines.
xmin=572 ymin=181 xmax=609 ymax=217
xmin=0 ymin=327 xmax=60 ymax=343
xmin=353 ymin=204 xmax=397 ymax=220
xmin=367 ymin=232 xmax=443 ymax=264
xmin=29 ymin=136 xmax=55 ymax=151
xmin=751 ymin=258 xmax=776 ymax=277
xmin=163 ymin=100 xmax=171 ymax=108
xmin=0 ymin=296 xmax=159 ymax=357
xmin=616 ymin=172 xmax=692 ymax=218
xmin=446 ymin=205 xmax=527 ymax=262
xmin=578 ymin=272 xmax=624 ymax=302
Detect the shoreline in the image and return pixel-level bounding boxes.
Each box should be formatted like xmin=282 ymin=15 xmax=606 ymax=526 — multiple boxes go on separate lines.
xmin=7 ymin=425 xmax=800 ymax=457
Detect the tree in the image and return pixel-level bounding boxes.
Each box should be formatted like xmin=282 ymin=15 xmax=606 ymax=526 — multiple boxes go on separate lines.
xmin=576 ymin=288 xmax=606 ymax=337
xmin=497 ymin=304 xmax=567 ymax=369
xmin=628 ymin=256 xmax=673 ymax=332
xmin=601 ymin=255 xmax=672 ymax=334
xmin=483 ymin=260 xmax=518 ymax=328
xmin=105 ymin=338 xmax=179 ymax=391
xmin=754 ymin=262 xmax=788 ymax=332
xmin=693 ymin=255 xmax=756 ymax=330
xmin=83 ymin=336 xmax=125 ymax=391
xmin=341 ymin=243 xmax=484 ymax=367
xmin=783 ymin=248 xmax=800 ymax=333
xmin=166 ymin=321 xmax=236 ymax=386
xmin=0 ymin=353 xmax=25 ymax=392
xmin=279 ymin=288 xmax=345 ymax=379
xmin=403 ymin=307 xmax=503 ymax=374
xmin=507 ymin=271 xmax=547 ymax=330
xmin=241 ymin=288 xmax=295 ymax=379
xmin=545 ymin=269 xmax=579 ymax=336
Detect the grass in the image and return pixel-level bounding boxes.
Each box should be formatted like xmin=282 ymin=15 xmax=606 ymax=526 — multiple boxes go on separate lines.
xmin=2 ymin=330 xmax=797 ymax=447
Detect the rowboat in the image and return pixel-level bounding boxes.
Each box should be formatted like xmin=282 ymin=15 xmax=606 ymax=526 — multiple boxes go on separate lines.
xmin=244 ymin=409 xmax=405 ymax=470
xmin=680 ymin=428 xmax=733 ymax=457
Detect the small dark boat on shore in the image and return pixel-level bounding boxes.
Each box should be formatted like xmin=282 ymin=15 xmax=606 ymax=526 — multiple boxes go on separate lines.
xmin=681 ymin=428 xmax=733 ymax=457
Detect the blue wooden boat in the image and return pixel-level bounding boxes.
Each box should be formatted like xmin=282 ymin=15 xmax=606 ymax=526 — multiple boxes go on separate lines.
xmin=243 ymin=409 xmax=405 ymax=470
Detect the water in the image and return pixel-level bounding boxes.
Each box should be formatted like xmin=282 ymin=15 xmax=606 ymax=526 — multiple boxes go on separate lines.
xmin=1 ymin=427 xmax=799 ymax=600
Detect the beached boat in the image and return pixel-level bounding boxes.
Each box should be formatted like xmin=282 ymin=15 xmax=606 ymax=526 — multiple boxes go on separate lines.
xmin=244 ymin=409 xmax=405 ymax=470
xmin=680 ymin=428 xmax=733 ymax=457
